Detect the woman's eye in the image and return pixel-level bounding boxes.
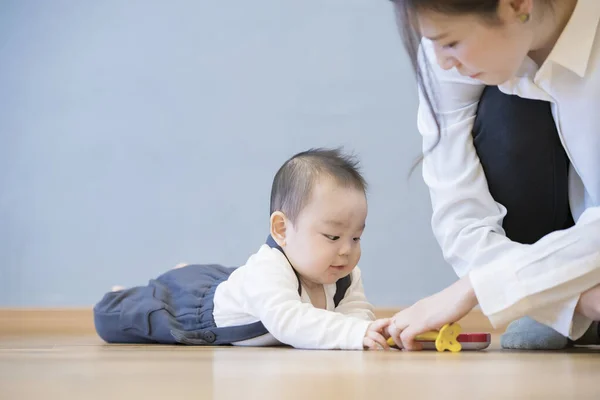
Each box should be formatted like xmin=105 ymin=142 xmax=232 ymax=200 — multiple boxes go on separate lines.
xmin=443 ymin=41 xmax=458 ymax=49
xmin=324 ymin=234 xmax=340 ymax=241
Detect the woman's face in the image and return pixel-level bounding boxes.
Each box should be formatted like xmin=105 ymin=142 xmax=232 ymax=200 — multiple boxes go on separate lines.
xmin=417 ymin=3 xmax=534 ymax=85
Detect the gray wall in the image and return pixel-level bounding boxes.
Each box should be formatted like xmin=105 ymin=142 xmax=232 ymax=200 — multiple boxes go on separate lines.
xmin=0 ymin=0 xmax=456 ymax=307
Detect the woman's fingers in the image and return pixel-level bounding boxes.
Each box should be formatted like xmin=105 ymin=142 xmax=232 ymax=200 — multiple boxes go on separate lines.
xmin=390 ymin=311 xmax=409 ymax=346
xmin=399 ymin=324 xmax=424 ymax=351
xmin=388 ymin=326 xmax=402 ymax=347
xmin=389 ymin=308 xmax=428 ymax=351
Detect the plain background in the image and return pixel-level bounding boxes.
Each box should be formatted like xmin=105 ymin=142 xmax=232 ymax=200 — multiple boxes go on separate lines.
xmin=0 ymin=0 xmax=457 ymax=307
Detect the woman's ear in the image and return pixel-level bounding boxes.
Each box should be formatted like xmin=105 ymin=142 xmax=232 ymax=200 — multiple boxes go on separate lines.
xmin=496 ymin=0 xmax=532 ymax=25
xmin=507 ymin=0 xmax=534 ymax=17
xmin=270 ymin=211 xmax=288 ymax=247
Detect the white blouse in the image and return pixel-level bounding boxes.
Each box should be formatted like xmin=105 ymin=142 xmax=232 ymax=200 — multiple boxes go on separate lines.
xmin=416 ymin=0 xmax=600 ymax=339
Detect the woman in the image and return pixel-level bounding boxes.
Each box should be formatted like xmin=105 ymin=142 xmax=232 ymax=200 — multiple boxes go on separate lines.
xmin=387 ymin=0 xmax=600 ymax=351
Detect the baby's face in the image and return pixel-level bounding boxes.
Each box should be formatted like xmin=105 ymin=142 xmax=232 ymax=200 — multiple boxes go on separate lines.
xmin=283 ymin=178 xmax=367 ymax=286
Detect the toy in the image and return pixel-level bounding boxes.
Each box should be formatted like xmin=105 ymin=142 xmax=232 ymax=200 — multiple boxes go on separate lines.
xmin=418 ymin=332 xmax=491 ymax=351
xmin=387 ymin=323 xmax=491 ymax=352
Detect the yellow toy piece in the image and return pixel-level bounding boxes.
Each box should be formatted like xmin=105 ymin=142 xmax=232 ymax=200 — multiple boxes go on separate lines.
xmin=387 ymin=323 xmax=463 ymax=353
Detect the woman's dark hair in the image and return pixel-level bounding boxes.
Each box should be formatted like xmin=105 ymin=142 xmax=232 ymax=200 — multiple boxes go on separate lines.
xmin=391 ymin=0 xmax=554 ymax=175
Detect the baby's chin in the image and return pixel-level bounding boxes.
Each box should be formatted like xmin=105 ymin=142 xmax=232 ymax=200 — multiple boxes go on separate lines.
xmin=324 ymin=266 xmax=353 ymax=280
xmin=303 ymin=266 xmax=354 ymax=285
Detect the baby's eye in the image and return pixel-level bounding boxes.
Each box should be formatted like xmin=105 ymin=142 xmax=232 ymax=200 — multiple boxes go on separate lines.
xmin=324 ymin=234 xmax=340 ymax=241
xmin=353 ymin=237 xmax=361 ymax=242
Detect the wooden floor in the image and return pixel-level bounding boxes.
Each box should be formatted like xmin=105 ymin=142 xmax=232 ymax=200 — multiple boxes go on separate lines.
xmin=1 ymin=335 xmax=599 ymax=399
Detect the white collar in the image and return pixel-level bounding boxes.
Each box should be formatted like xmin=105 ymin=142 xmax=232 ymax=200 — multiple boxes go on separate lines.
xmin=543 ymin=0 xmax=600 ymax=78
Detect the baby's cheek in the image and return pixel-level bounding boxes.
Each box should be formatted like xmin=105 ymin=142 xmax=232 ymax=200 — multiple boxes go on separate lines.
xmin=352 ymin=246 xmax=362 ymax=262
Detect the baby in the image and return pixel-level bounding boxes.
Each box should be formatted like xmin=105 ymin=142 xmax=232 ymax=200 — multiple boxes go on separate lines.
xmin=93 ymin=148 xmax=390 ymax=350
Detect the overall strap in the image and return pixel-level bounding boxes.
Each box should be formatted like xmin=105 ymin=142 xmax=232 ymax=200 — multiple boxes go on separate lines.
xmin=333 ymin=275 xmax=351 ymax=307
xmin=265 ymin=235 xmax=351 ymax=307
xmin=266 ymin=235 xmax=302 ymax=297
xmin=171 ymin=320 xmax=270 ymax=345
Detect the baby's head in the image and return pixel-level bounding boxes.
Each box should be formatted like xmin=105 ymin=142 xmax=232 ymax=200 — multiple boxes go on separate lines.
xmin=269 ymin=148 xmax=368 ymax=285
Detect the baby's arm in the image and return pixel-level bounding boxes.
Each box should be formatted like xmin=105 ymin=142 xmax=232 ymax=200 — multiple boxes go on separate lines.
xmin=334 ymin=267 xmax=376 ymax=321
xmin=243 ymin=260 xmax=372 ymax=350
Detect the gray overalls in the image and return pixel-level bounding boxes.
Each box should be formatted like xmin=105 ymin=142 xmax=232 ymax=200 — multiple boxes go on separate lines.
xmin=93 ymin=235 xmax=352 ymax=345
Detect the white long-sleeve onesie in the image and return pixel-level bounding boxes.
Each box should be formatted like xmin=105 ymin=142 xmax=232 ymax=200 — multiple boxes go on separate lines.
xmin=212 ymin=244 xmax=375 ymax=350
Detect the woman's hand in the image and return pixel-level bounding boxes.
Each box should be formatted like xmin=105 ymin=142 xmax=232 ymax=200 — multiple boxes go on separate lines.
xmin=388 ymin=275 xmax=479 ymax=351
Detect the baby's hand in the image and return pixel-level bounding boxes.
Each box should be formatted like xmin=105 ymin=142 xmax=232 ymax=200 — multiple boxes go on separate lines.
xmin=363 ymin=318 xmax=392 ymax=350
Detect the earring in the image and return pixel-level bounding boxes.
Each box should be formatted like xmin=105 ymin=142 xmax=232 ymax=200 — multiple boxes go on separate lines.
xmin=519 ymin=13 xmax=530 ymax=23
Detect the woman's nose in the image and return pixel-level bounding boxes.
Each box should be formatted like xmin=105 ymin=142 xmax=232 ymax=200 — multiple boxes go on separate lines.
xmin=435 ymin=48 xmax=459 ymax=71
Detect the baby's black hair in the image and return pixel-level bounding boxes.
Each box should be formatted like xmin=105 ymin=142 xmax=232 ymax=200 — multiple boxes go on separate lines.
xmin=270 ymin=147 xmax=367 ymax=222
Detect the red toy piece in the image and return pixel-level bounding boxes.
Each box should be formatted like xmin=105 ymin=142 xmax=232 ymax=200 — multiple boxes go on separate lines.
xmin=417 ymin=333 xmax=491 ymax=351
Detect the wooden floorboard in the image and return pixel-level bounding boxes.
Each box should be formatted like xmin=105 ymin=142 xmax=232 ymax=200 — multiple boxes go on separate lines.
xmin=0 ymin=307 xmax=502 ymax=336
xmin=2 ymin=308 xmax=598 ymax=398
xmin=1 ymin=335 xmax=599 ymax=399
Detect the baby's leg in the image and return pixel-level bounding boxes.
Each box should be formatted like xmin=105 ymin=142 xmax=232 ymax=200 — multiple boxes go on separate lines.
xmin=93 ymin=284 xmax=166 ymax=344
xmin=95 ymin=263 xmax=230 ymax=345
xmin=108 ymin=263 xmax=189 ymax=292
xmin=94 ymin=264 xmax=191 ymax=344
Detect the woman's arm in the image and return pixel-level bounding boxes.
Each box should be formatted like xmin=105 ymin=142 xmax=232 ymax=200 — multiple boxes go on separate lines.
xmin=410 ymin=39 xmax=600 ymax=341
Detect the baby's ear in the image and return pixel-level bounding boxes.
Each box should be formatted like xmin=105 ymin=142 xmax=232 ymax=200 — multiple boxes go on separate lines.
xmin=269 ymin=211 xmax=288 ymax=246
